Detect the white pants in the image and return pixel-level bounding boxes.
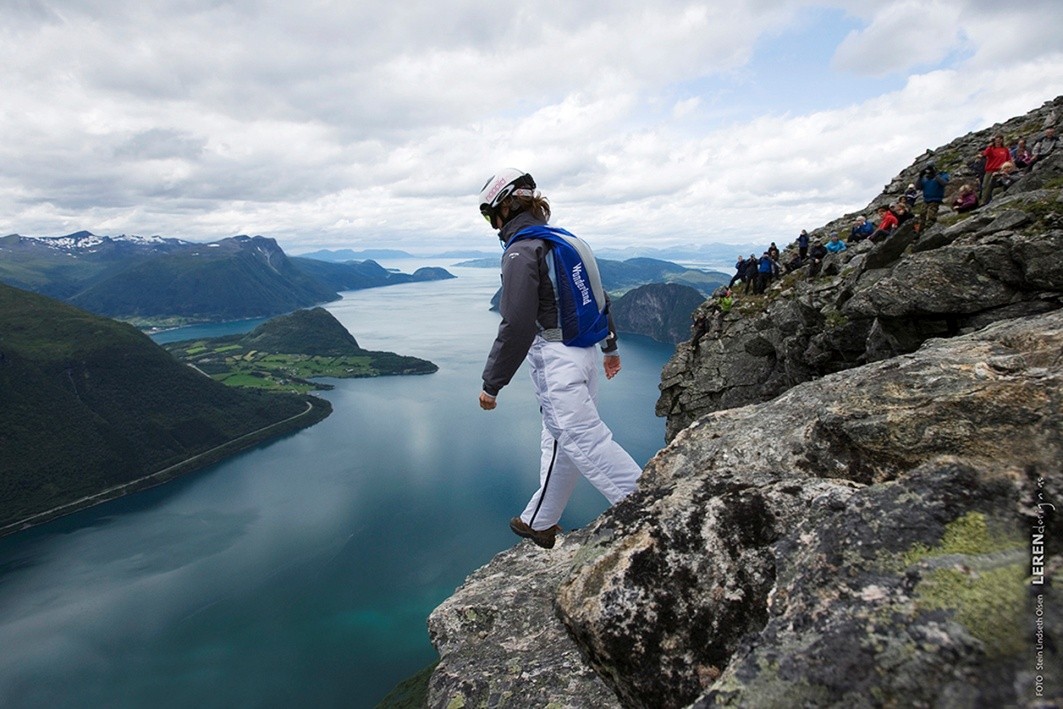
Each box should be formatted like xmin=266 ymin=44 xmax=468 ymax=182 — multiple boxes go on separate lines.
xmin=520 ymin=337 xmax=643 ymax=531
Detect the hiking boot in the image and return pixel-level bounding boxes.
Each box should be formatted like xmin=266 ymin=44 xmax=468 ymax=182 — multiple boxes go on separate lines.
xmin=509 ymin=517 xmax=562 ymax=549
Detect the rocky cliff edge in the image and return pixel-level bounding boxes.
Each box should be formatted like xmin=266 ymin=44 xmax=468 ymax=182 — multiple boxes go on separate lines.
xmin=425 ymin=98 xmax=1063 ymax=708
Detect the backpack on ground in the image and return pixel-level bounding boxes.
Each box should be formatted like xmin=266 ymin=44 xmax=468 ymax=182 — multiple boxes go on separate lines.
xmin=506 ymin=225 xmax=610 ymax=348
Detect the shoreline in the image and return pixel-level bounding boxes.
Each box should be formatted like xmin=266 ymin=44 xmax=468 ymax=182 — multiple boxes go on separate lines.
xmin=0 ymin=396 xmax=331 ymax=539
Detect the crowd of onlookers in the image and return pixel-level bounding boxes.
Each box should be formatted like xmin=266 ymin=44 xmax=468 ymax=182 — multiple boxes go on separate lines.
xmin=724 ymin=227 xmax=851 ymax=299
xmin=703 ymin=125 xmax=1058 ymax=328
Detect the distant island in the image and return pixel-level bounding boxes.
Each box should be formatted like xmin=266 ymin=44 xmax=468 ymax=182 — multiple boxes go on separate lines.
xmin=451 ymin=258 xmax=499 ymax=268
xmin=296 ymin=247 xmax=417 ymax=261
xmin=298 ymin=248 xmax=501 ymax=261
xmin=164 ymin=308 xmax=438 ymax=392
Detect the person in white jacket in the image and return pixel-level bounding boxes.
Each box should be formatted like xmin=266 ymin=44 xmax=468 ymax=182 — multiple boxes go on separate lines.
xmin=477 ymin=169 xmax=642 ymax=549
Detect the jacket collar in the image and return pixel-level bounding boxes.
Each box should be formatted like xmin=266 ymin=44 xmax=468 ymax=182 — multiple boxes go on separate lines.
xmin=497 ymin=211 xmax=547 ymax=245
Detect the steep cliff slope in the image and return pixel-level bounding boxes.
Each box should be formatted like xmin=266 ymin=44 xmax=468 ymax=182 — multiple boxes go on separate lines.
xmin=429 ymin=309 xmax=1061 ymax=709
xmin=612 ymin=283 xmax=707 ymax=344
xmin=425 ymin=98 xmax=1063 ymax=708
xmin=659 ymin=96 xmax=1063 ymax=441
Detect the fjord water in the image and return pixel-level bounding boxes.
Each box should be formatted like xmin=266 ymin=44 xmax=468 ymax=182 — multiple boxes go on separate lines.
xmin=0 ymin=262 xmax=674 ymax=708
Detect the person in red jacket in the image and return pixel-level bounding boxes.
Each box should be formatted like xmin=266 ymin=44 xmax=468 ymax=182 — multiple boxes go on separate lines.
xmin=868 ymin=205 xmax=899 ymax=243
xmin=980 ymin=133 xmax=1011 ymax=205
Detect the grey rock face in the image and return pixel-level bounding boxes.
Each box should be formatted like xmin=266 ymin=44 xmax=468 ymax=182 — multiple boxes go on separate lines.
xmin=657 ymin=97 xmax=1063 ymax=443
xmin=426 ymin=530 xmax=621 ymax=708
xmin=658 ymin=187 xmax=1063 ymax=442
xmin=563 ymin=311 xmax=1062 ymax=706
xmin=429 ymin=310 xmax=1062 ymax=708
xmin=612 ymin=282 xmax=707 ymax=344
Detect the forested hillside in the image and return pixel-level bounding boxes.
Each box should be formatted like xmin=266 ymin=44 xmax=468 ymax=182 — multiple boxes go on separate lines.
xmin=0 ymin=283 xmax=329 ymax=532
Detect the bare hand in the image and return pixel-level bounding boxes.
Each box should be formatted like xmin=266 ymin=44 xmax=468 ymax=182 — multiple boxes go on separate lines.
xmin=479 ymin=391 xmax=497 ymax=410
xmin=603 ymin=355 xmax=621 ymax=380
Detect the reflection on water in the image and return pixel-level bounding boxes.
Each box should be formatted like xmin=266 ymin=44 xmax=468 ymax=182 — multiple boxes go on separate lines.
xmin=0 ymin=262 xmax=675 ymax=708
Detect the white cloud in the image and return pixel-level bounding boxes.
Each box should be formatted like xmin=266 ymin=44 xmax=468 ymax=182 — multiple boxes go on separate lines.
xmin=0 ymin=1 xmax=1061 ymax=253
xmin=832 ymin=1 xmax=966 ymax=76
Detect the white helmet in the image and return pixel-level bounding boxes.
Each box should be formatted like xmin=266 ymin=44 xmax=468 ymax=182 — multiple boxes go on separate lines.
xmin=479 ymin=169 xmax=536 ymax=218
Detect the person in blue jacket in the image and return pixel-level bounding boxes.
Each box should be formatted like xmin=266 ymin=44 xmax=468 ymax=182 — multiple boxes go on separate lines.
xmin=477 ymin=169 xmax=642 ymax=550
xmin=754 ymin=251 xmax=774 ymax=294
xmin=915 ymin=163 xmax=949 ymax=230
xmin=825 ymin=232 xmax=847 ymax=253
xmin=849 ymin=216 xmax=874 ymax=243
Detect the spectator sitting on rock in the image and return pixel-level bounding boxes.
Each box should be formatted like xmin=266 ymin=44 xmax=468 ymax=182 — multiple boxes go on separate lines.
xmin=785 ymin=250 xmax=807 ymax=273
xmin=951 ymin=183 xmax=978 ymax=213
xmin=868 ymin=205 xmax=898 ymax=243
xmin=719 ymin=289 xmax=734 ymax=313
xmin=915 ymin=162 xmax=949 ymax=230
xmin=968 ymin=153 xmax=986 ymax=184
xmin=692 ymin=288 xmax=736 ymax=341
xmin=992 ymin=161 xmax=1020 ymax=192
xmin=979 ymin=133 xmax=1012 ymax=205
xmin=1029 ymin=127 xmax=1058 ymax=168
xmin=1012 ymin=137 xmax=1033 ymax=168
xmin=693 ymin=289 xmax=721 ymax=334
xmin=807 ymin=238 xmax=829 ymax=279
xmin=825 ymin=232 xmax=847 ymax=253
xmin=848 ymin=215 xmax=874 ymax=243
xmin=894 ymin=201 xmax=915 ymax=227
xmin=903 ymin=183 xmax=918 ymax=207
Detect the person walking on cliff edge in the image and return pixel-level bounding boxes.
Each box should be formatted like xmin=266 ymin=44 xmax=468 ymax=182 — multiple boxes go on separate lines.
xmin=477 ymin=169 xmax=642 ymax=550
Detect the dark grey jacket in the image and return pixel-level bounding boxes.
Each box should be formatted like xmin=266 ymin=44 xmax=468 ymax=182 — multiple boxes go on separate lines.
xmin=481 ymin=212 xmax=617 ymax=396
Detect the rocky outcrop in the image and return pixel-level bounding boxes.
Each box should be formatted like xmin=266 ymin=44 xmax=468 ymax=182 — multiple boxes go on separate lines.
xmin=427 ymin=528 xmax=621 ymax=708
xmin=429 ymin=310 xmax=1062 ymax=708
xmin=658 ymin=98 xmax=1063 ymax=441
xmin=612 ymin=283 xmax=707 ymax=344
xmin=426 ymin=98 xmax=1063 ymax=709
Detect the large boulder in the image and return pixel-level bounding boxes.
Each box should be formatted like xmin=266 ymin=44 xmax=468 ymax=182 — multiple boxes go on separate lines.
xmin=429 ymin=310 xmax=1062 ymax=708
xmin=426 ymin=529 xmax=620 ymax=708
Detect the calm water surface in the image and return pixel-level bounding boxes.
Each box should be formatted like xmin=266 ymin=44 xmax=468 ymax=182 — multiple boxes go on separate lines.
xmin=0 ymin=261 xmax=675 ymax=708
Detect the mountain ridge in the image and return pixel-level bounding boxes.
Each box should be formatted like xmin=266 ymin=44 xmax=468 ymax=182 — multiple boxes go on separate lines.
xmin=0 ymin=233 xmax=455 ymax=323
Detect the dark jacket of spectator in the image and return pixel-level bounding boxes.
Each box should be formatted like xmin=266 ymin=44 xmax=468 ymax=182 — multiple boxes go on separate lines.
xmin=916 ymin=169 xmax=948 ymax=203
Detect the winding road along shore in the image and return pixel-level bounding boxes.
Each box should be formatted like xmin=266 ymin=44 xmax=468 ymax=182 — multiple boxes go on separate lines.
xmin=0 ymin=397 xmax=329 ymax=538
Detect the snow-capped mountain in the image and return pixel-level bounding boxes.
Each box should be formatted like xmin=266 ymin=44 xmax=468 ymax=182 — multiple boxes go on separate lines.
xmin=3 ymin=230 xmax=191 ymax=255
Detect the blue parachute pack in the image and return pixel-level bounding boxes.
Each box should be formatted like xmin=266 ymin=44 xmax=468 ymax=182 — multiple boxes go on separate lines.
xmin=505 ymin=224 xmax=610 ymax=348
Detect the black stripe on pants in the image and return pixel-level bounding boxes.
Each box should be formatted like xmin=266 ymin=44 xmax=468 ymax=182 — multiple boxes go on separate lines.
xmin=528 ymin=439 xmax=559 ymax=530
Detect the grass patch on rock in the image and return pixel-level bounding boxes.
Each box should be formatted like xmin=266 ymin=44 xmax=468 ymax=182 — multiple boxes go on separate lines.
xmin=894 ymin=512 xmax=1027 ymax=658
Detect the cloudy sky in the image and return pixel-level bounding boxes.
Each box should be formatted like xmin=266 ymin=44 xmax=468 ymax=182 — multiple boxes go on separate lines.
xmin=2 ymin=1 xmax=1062 ymax=254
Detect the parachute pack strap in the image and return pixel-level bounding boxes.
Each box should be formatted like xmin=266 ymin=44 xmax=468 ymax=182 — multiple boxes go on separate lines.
xmin=505 ymin=224 xmax=609 ymax=348
xmin=505 ymin=226 xmax=606 ymax=311
xmin=504 ymin=224 xmax=578 ymax=250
